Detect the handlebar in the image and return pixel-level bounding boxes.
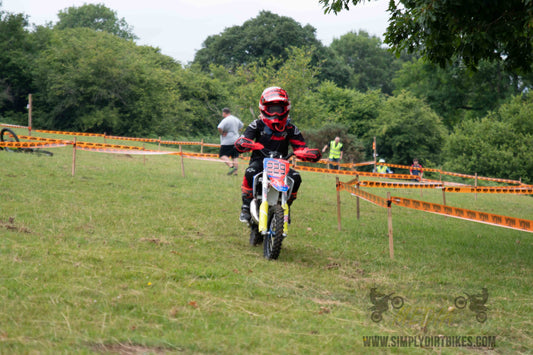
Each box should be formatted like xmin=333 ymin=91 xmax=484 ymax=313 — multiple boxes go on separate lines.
xmin=258 ymin=149 xmax=294 ymax=161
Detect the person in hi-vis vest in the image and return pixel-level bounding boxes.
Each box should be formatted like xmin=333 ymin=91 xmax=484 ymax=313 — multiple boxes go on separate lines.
xmin=375 ymin=158 xmax=393 ymax=174
xmin=322 ymin=136 xmax=343 ymax=170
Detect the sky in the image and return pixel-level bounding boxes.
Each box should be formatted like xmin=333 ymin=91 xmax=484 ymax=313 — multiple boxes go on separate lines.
xmin=2 ymin=0 xmax=390 ymax=64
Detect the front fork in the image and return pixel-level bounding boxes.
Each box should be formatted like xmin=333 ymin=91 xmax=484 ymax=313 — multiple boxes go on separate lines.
xmin=258 ymin=199 xmax=289 ymax=236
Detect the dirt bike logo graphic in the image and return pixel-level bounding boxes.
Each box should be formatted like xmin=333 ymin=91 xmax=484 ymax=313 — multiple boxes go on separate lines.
xmin=454 ymin=288 xmax=489 ymax=323
xmin=369 ymin=288 xmax=404 ymax=322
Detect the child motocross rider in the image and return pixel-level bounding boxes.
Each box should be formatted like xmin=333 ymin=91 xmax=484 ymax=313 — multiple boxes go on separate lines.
xmin=234 ymin=86 xmax=321 ymax=223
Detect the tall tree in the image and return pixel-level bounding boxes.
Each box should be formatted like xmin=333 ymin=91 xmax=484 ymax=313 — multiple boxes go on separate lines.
xmin=193 ymin=11 xmax=323 ymax=71
xmin=0 ymin=7 xmax=34 ymax=121
xmin=320 ymin=0 xmax=533 ymax=73
xmin=55 ymin=3 xmax=137 ymax=41
xmin=32 ymin=28 xmax=188 ymax=136
xmin=299 ymin=80 xmax=382 ymax=135
xmin=329 ymin=30 xmax=406 ymax=94
xmin=443 ymin=93 xmax=533 ymax=183
xmin=392 ymin=58 xmax=526 ymax=128
xmin=370 ymin=91 xmax=446 ymax=165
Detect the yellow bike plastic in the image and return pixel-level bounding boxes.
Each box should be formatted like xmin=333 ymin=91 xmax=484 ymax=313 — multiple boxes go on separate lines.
xmin=258 ymin=200 xmax=269 ymax=233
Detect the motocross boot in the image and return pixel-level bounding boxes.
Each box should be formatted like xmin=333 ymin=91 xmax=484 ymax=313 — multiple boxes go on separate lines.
xmin=239 ymin=192 xmax=252 ymax=223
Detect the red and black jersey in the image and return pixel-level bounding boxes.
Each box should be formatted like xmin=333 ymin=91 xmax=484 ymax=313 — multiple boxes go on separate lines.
xmin=243 ymin=119 xmax=306 ymax=163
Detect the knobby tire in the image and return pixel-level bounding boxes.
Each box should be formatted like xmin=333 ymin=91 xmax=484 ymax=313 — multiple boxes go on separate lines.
xmin=263 ymin=205 xmax=284 ymax=260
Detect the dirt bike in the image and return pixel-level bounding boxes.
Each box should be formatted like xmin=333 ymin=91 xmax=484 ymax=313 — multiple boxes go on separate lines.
xmin=369 ymin=292 xmax=404 ymax=322
xmin=455 ymin=292 xmax=488 ymax=323
xmin=247 ymin=149 xmax=295 ymax=260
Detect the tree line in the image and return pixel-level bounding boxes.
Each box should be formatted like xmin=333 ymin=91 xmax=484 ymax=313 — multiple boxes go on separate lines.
xmin=0 ymin=3 xmax=532 ymax=183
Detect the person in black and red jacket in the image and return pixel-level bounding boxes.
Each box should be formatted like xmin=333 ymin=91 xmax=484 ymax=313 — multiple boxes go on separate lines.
xmin=235 ymin=86 xmax=321 ymax=223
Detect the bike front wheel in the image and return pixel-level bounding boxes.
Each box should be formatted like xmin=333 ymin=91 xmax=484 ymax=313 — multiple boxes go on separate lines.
xmin=391 ymin=296 xmax=404 ymax=309
xmin=476 ymin=312 xmax=487 ymax=323
xmin=455 ymin=296 xmax=467 ymax=309
xmin=0 ymin=128 xmax=20 ymax=152
xmin=263 ymin=205 xmax=284 ymax=260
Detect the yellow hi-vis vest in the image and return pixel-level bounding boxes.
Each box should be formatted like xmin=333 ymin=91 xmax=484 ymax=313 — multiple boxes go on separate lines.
xmin=377 ymin=165 xmax=388 ymax=173
xmin=329 ymin=141 xmax=343 ymax=159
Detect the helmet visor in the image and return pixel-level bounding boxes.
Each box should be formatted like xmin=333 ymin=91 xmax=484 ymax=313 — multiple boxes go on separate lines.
xmin=263 ymin=103 xmax=289 ymax=117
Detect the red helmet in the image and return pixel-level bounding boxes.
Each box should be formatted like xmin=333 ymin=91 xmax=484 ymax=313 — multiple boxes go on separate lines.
xmin=259 ymin=87 xmax=291 ymax=132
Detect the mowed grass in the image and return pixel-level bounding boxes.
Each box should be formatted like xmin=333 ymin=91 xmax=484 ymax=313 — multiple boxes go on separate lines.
xmin=0 ymin=135 xmax=532 ymax=354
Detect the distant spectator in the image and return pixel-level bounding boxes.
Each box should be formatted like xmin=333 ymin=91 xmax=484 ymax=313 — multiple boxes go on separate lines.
xmin=217 ymin=108 xmax=243 ymax=175
xmin=410 ymin=158 xmax=423 ymax=180
xmin=322 ymin=136 xmax=343 ymax=170
xmin=376 ymin=158 xmax=393 ymax=174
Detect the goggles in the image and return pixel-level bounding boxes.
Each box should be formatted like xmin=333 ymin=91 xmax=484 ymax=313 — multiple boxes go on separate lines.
xmin=263 ymin=103 xmax=289 ymax=117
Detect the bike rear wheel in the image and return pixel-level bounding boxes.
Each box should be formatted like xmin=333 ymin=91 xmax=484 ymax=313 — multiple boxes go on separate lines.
xmin=263 ymin=205 xmax=284 ymax=260
xmin=0 ymin=128 xmax=20 ymax=152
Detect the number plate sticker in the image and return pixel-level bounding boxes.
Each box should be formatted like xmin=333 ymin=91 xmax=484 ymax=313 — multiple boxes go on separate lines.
xmin=264 ymin=158 xmax=289 ymax=179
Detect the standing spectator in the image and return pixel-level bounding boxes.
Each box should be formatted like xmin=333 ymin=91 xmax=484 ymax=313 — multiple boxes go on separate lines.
xmin=376 ymin=158 xmax=393 ymax=174
xmin=322 ymin=136 xmax=343 ymax=170
xmin=218 ymin=108 xmax=243 ymax=175
xmin=410 ymin=158 xmax=423 ymax=180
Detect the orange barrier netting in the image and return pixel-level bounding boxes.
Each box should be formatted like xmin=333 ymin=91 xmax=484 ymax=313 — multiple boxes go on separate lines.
xmin=1 ymin=123 xmax=27 ymax=129
xmin=295 ymin=165 xmax=414 ymax=180
xmin=337 ymin=181 xmax=389 ymax=208
xmin=337 ymin=180 xmax=533 ymax=234
xmin=378 ymin=162 xmax=441 ymax=173
xmin=442 ymin=186 xmax=533 ymax=194
xmin=104 ymin=135 xmax=159 ymax=143
xmin=1 ymin=123 xmax=527 ymax=186
xmin=18 ymin=135 xmax=73 ymax=144
xmin=357 ymin=180 xmax=444 ymax=189
xmin=319 ymin=160 xmax=374 ymax=169
xmin=76 ymin=142 xmax=145 ymax=151
xmin=160 ymin=140 xmax=219 ymax=148
xmin=34 ymin=129 xmax=105 ymax=137
xmin=75 ymin=142 xmax=220 ymax=158
xmin=351 ymin=180 xmax=533 ymax=193
xmin=0 ymin=141 xmax=69 ymax=149
xmin=75 ymin=146 xmax=177 ymax=155
xmin=376 ymin=162 xmax=521 ymax=184
xmin=391 ymin=196 xmax=533 ymax=233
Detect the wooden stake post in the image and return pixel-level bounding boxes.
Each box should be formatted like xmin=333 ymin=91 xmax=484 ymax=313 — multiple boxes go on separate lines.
xmin=372 ymin=137 xmax=377 ymax=173
xmin=355 ymin=175 xmax=360 ymax=220
xmin=71 ymin=137 xmax=77 ymax=177
xmin=336 ymin=177 xmax=342 ymax=231
xmin=180 ymin=145 xmax=185 ymax=177
xmin=475 ymin=173 xmax=478 ymax=201
xmin=28 ymin=94 xmax=32 ymax=136
xmin=387 ymin=192 xmax=394 ymax=259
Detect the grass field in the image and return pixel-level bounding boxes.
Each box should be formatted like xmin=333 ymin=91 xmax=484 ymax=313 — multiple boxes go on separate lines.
xmin=0 ymin=133 xmax=532 ymax=354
